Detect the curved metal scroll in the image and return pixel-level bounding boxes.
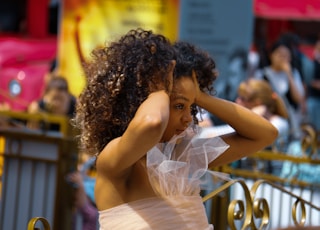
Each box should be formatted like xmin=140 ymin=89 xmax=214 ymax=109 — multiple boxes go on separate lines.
xmin=203 ymin=178 xmax=320 ymax=229
xmin=27 ymin=217 xmax=51 ymax=230
xmin=202 ymin=179 xmax=255 ymax=230
xmin=250 ymin=179 xmax=319 ymax=228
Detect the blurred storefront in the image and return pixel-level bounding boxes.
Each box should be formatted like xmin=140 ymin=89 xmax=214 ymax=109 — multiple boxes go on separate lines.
xmin=0 ymin=0 xmax=58 ymax=111
xmin=58 ymin=0 xmax=179 ymax=96
xmin=253 ymin=0 xmax=320 ymax=58
xmin=1 ymin=0 xmax=320 ymax=109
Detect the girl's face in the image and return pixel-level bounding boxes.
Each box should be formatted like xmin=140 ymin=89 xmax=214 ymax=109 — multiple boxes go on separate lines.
xmin=161 ymin=77 xmax=196 ymax=142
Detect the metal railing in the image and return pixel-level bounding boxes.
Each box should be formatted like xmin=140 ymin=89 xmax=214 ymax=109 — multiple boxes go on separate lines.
xmin=4 ymin=115 xmax=317 ymax=230
xmin=0 ymin=110 xmax=74 ymax=137
xmin=205 ymin=124 xmax=320 ymax=229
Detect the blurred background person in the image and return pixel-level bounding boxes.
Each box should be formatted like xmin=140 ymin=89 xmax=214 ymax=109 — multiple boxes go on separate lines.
xmin=200 ymin=78 xmax=290 ymax=151
xmin=27 ymin=75 xmax=77 ymax=132
xmin=306 ymin=39 xmax=320 ymax=131
xmin=236 ymin=78 xmax=290 ymax=151
xmin=254 ymin=41 xmax=305 ymax=140
xmin=235 ymin=78 xmax=290 ymax=175
xmin=278 ymin=32 xmax=314 ymax=85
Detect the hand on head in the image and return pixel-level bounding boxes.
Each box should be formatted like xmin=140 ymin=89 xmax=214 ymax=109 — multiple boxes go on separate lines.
xmin=166 ymin=60 xmax=176 ymax=95
xmin=191 ymin=70 xmax=202 ymax=105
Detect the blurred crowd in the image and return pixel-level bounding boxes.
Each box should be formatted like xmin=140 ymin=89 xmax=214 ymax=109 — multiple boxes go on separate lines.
xmin=0 ymin=32 xmax=320 ymax=229
xmin=198 ymin=32 xmax=320 ymax=180
xmin=202 ymin=33 xmax=319 ymax=142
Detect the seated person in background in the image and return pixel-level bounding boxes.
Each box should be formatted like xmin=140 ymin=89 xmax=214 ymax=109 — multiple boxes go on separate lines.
xmin=27 ymin=76 xmax=77 ymax=132
xmin=235 ymin=78 xmax=290 ymax=175
xmin=200 ymin=78 xmax=290 ymax=148
xmin=236 ymin=78 xmax=290 ymax=152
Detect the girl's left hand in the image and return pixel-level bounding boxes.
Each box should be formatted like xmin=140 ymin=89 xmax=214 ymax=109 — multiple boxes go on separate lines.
xmin=192 ymin=70 xmax=202 ymax=103
xmin=166 ymin=60 xmax=176 ymax=95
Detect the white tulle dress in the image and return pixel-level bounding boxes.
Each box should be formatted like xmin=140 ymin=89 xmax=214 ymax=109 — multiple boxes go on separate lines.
xmin=99 ymin=126 xmax=230 ymax=230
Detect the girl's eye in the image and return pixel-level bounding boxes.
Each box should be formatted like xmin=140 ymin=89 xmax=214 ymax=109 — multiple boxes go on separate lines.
xmin=175 ymin=104 xmax=184 ymax=110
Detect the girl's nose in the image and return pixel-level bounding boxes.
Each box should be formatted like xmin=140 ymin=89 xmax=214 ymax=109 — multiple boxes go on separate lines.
xmin=182 ymin=112 xmax=193 ymax=124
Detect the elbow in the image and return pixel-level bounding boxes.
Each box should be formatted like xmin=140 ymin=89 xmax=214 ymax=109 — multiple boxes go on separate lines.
xmin=144 ymin=114 xmax=164 ymax=130
xmin=138 ymin=114 xmax=167 ymax=138
xmin=266 ymin=124 xmax=279 ymax=146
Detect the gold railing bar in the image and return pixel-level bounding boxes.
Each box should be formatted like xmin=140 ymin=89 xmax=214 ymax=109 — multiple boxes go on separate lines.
xmin=250 ymin=180 xmax=320 ymax=211
xmin=251 ymin=151 xmax=320 ymax=164
xmin=0 ymin=111 xmax=70 ymax=136
xmin=215 ymin=165 xmax=320 ymax=188
xmin=292 ymin=199 xmax=306 ymax=227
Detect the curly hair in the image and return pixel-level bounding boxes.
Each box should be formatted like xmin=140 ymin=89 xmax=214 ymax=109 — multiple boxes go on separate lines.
xmin=173 ymin=41 xmax=218 ymax=123
xmin=75 ymin=28 xmax=176 ymax=155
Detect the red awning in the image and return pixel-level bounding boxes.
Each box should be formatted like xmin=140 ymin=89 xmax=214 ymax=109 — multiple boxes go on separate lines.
xmin=254 ymin=0 xmax=320 ymax=20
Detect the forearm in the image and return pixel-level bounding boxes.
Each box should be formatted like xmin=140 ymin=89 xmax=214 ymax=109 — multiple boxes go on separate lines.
xmin=196 ymin=92 xmax=277 ymax=142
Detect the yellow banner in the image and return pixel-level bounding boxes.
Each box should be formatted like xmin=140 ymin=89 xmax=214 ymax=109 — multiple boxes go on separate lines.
xmin=58 ymin=0 xmax=179 ymax=96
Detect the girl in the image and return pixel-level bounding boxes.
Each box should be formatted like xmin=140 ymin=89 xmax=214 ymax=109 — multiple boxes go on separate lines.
xmin=75 ymin=29 xmax=277 ymax=229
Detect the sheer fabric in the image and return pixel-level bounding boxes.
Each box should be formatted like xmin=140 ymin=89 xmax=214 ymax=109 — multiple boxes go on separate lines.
xmin=99 ymin=126 xmax=230 ymax=230
xmin=99 ymin=196 xmax=213 ymax=230
xmin=147 ymin=126 xmax=230 ymax=196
